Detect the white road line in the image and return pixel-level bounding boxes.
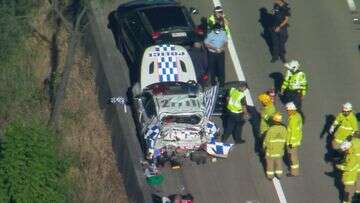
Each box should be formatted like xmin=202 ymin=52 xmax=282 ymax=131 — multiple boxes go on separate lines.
xmin=346 ymin=0 xmax=357 ymax=12
xmin=210 ymin=0 xmax=287 ymax=202
xmin=273 ymin=178 xmax=288 ymax=203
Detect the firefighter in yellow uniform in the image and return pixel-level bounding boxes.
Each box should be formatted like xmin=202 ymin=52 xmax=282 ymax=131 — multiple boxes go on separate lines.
xmin=208 ymin=6 xmax=230 ymax=34
xmin=336 ymin=142 xmax=360 ymax=203
xmin=258 ymin=93 xmax=276 ymax=136
xmin=285 ymin=102 xmax=303 ymax=176
xmin=263 ymin=112 xmax=287 ymax=180
xmin=330 ymin=102 xmax=358 ymax=151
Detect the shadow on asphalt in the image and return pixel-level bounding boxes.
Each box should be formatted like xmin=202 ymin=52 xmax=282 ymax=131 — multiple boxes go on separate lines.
xmin=258 ymin=7 xmax=274 ymax=59
xmin=320 ymin=114 xmax=343 ymax=201
xmin=268 ymin=72 xmax=284 ymax=101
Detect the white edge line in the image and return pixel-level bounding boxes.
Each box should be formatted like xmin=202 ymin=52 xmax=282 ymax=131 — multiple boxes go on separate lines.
xmin=346 ymin=0 xmax=357 ymax=11
xmin=211 ymin=1 xmax=287 ymax=203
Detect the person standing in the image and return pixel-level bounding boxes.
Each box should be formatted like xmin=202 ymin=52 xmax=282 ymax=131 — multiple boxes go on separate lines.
xmin=270 ymin=0 xmax=290 ymax=63
xmin=187 ymin=42 xmax=209 ymax=87
xmin=263 ymin=112 xmax=287 ymax=180
xmin=204 ymin=22 xmax=228 ymax=86
xmin=258 ymin=93 xmax=276 ymax=136
xmin=329 ymin=102 xmax=359 ymax=151
xmin=208 ymin=6 xmax=230 ymax=34
xmin=280 ymin=60 xmax=307 ymax=111
xmin=222 ymin=81 xmax=248 ymax=144
xmin=285 ymin=102 xmax=303 ymax=176
xmin=336 ymin=149 xmax=360 ymax=203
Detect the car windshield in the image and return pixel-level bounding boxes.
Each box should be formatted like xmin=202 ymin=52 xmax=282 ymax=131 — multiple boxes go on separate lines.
xmin=145 ymin=82 xmax=200 ymax=95
xmin=142 ymin=6 xmax=189 ymax=31
xmin=162 ymin=115 xmax=201 ymax=125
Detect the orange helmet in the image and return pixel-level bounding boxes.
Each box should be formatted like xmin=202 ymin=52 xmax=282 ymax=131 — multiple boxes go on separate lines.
xmin=258 ymin=93 xmax=272 ymax=105
xmin=272 ymin=112 xmax=282 ymax=122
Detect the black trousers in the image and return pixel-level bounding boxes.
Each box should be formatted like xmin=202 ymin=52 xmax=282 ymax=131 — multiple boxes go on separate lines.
xmin=270 ymin=27 xmax=288 ymax=59
xmin=283 ymin=89 xmax=302 ymax=110
xmin=223 ymin=110 xmax=245 ymax=143
xmin=207 ymin=51 xmax=225 ymax=86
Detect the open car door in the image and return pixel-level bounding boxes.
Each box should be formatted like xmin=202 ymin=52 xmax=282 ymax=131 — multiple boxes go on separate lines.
xmin=212 ymin=81 xmax=247 ymax=116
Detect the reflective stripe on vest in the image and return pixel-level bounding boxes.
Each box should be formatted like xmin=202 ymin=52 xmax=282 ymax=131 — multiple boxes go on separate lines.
xmin=226 ymin=88 xmax=245 ymax=113
xmin=285 ymin=71 xmax=306 ymax=90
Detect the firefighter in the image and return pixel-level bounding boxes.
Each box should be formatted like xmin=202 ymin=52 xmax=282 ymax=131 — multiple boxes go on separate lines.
xmin=263 ymin=112 xmax=287 ymax=180
xmin=336 ymin=145 xmax=360 ymax=203
xmin=208 ymin=6 xmax=230 ymax=34
xmin=330 ymin=102 xmax=358 ymax=151
xmin=285 ymin=102 xmax=303 ymax=176
xmin=258 ymin=93 xmax=276 ymax=136
xmin=222 ymin=81 xmax=248 ymax=144
xmin=280 ymin=60 xmax=308 ymax=111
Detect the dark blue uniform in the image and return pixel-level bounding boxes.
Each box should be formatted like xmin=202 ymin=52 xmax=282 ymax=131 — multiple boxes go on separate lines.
xmin=270 ymin=2 xmax=290 ymax=63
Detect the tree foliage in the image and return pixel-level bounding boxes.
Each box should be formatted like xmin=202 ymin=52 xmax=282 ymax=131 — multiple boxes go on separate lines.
xmin=0 ymin=121 xmax=69 ymax=203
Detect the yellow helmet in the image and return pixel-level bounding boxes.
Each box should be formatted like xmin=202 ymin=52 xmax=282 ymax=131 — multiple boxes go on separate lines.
xmin=258 ymin=93 xmax=272 ymax=104
xmin=272 ymin=112 xmax=282 ymax=122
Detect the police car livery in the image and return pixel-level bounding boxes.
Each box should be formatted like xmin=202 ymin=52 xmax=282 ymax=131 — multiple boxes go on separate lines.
xmin=131 ymin=44 xmax=227 ymax=160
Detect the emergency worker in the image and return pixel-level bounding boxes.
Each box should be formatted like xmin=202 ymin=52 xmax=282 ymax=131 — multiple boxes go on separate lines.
xmin=208 ymin=6 xmax=230 ymax=34
xmin=280 ymin=60 xmax=307 ymax=110
xmin=285 ymin=102 xmax=303 ymax=176
xmin=263 ymin=112 xmax=287 ymax=180
xmin=330 ymin=102 xmax=358 ymax=150
xmin=222 ymin=81 xmax=248 ymax=144
xmin=336 ymin=147 xmax=360 ymax=203
xmin=258 ymin=93 xmax=276 ymax=136
xmin=270 ymin=0 xmax=290 ymax=63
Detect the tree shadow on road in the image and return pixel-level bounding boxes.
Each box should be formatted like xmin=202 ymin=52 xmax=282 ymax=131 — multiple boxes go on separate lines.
xmin=320 ymin=114 xmax=343 ymax=201
xmin=258 ymin=7 xmax=274 ymax=57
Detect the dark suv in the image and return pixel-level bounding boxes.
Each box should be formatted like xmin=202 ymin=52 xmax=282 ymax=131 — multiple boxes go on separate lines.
xmin=108 ymin=0 xmax=203 ymax=64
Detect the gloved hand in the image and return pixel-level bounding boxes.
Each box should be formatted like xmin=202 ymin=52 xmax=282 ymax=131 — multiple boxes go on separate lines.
xmin=329 ymin=125 xmax=335 ymax=134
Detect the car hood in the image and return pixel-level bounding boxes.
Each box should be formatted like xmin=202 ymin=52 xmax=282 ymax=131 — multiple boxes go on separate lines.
xmin=153 ymin=94 xmax=205 ymax=117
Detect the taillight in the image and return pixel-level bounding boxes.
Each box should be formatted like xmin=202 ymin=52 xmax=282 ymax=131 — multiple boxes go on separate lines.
xmin=195 ymin=26 xmax=204 ymax=35
xmin=151 ymin=31 xmax=161 ymax=39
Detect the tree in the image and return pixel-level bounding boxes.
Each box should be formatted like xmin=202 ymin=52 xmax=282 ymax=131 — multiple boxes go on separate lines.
xmin=0 ymin=121 xmax=68 ymax=203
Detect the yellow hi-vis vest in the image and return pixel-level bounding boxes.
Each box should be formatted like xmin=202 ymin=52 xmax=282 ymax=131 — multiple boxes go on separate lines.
xmin=226 ymin=88 xmax=245 ymax=113
xmin=208 ymin=15 xmax=230 ymax=34
xmin=281 ymin=70 xmax=308 ymax=96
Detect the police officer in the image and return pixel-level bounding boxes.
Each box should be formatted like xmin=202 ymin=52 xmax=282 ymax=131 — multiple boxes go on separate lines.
xmin=263 ymin=112 xmax=287 ymax=180
xmin=208 ymin=6 xmax=230 ymax=34
xmin=285 ymin=102 xmax=303 ymax=176
xmin=329 ymin=102 xmax=359 ymax=151
xmin=204 ymin=22 xmax=228 ymax=86
xmin=222 ymin=81 xmax=248 ymax=144
xmin=270 ymin=0 xmax=290 ymax=63
xmin=280 ymin=60 xmax=307 ymax=111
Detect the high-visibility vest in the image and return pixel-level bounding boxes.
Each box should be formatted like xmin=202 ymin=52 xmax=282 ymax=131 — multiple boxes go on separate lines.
xmin=338 ymin=154 xmax=360 ymax=186
xmin=286 ymin=111 xmax=303 ymax=147
xmin=207 ymin=15 xmax=230 ymax=34
xmin=260 ymin=104 xmax=276 ymax=135
xmin=333 ymin=112 xmax=358 ymax=144
xmin=281 ymin=70 xmax=308 ymax=96
xmin=226 ymin=88 xmax=245 ymax=113
xmin=263 ymin=125 xmax=287 ymax=157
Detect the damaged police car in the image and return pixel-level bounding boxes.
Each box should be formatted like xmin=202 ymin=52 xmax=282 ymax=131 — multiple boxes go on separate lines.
xmin=130 ymin=44 xmax=230 ymax=165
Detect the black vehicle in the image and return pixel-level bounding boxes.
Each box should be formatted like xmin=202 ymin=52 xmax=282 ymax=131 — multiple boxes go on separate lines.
xmin=108 ymin=0 xmax=203 ymax=64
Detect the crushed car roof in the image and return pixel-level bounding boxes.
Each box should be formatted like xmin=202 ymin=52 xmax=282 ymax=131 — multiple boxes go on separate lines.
xmin=140 ymin=44 xmax=197 ymax=90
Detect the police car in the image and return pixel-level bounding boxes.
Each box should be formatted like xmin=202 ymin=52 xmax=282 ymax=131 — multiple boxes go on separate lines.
xmin=130 ymin=44 xmax=226 ymax=162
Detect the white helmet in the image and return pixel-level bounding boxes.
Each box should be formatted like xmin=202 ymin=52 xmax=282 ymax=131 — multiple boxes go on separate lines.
xmin=285 ymin=102 xmax=297 ymax=110
xmin=284 ymin=60 xmax=300 ymax=72
xmin=342 ymin=102 xmax=352 ymax=111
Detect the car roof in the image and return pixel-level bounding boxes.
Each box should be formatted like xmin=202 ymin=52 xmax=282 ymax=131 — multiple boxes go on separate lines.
xmin=140 ymin=44 xmax=197 ymax=90
xmin=117 ymin=0 xmax=179 ymax=13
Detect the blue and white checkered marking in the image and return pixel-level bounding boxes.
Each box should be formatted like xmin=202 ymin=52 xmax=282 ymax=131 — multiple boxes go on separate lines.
xmin=148 ymin=44 xmax=185 ymax=82
xmin=206 ymin=139 xmax=233 ymax=157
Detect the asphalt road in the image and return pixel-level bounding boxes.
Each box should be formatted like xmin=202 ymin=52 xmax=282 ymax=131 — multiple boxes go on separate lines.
xmin=108 ymin=0 xmax=360 ymax=202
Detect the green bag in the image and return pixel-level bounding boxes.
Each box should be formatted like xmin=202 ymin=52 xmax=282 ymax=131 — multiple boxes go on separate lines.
xmin=146 ymin=174 xmax=164 ymax=186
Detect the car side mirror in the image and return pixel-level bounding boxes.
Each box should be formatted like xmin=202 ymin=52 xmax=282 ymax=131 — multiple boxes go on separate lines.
xmin=189 ymin=7 xmax=199 ymax=15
